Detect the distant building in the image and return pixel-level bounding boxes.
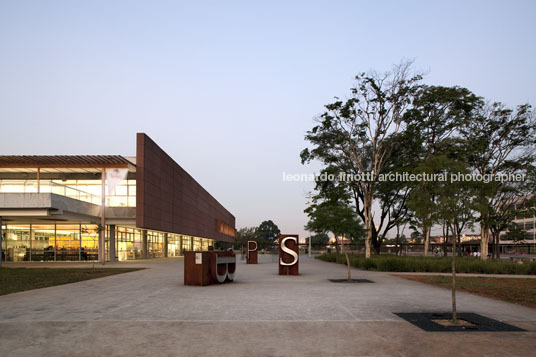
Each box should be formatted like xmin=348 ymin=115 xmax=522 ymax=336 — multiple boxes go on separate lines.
xmin=499 ymin=195 xmax=536 ymax=244
xmin=328 ymin=236 xmax=352 ymax=244
xmin=429 ymin=234 xmax=480 ymax=244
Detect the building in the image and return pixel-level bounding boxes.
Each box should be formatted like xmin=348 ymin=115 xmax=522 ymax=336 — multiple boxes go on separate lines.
xmin=0 ymin=133 xmax=236 ymax=263
xmin=499 ymin=195 xmax=536 ymax=244
xmin=429 ymin=234 xmax=481 ymax=244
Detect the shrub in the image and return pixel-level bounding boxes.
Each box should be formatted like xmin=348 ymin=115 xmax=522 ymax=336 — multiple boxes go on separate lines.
xmin=315 ymin=253 xmax=536 ymax=275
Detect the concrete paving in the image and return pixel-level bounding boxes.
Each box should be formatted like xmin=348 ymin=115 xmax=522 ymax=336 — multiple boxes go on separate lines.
xmin=1 ymin=255 xmax=536 ymax=356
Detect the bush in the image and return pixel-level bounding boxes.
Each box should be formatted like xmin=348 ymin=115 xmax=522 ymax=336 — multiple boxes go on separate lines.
xmin=315 ymin=253 xmax=536 ymax=275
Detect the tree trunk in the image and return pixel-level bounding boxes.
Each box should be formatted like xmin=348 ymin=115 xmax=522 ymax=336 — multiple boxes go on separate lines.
xmin=373 ymin=243 xmax=381 ymax=255
xmin=423 ymin=224 xmax=431 ymax=256
xmin=365 ymin=224 xmax=372 ymax=259
xmin=451 ymin=225 xmax=457 ymax=323
xmin=364 ymin=200 xmax=373 ymax=259
xmin=442 ymin=224 xmax=449 ymax=257
xmin=345 ymin=252 xmax=351 ymax=281
xmin=480 ymin=215 xmax=489 ymax=260
xmin=334 ymin=234 xmax=341 ymax=262
xmin=340 ymin=237 xmax=351 ymax=281
xmin=494 ymin=232 xmax=501 ymax=259
xmin=395 ymin=225 xmax=403 ymax=256
xmin=365 ymin=231 xmax=372 ymax=258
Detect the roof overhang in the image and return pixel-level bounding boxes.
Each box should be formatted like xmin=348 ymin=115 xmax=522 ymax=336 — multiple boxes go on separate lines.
xmin=0 ymin=155 xmax=136 ymax=172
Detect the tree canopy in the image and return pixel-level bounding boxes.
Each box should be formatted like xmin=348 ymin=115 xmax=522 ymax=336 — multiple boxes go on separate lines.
xmin=302 ymin=60 xmax=535 ymax=259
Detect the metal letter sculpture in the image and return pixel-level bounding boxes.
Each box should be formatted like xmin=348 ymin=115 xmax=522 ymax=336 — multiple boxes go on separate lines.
xmin=210 ymin=253 xmax=236 ymax=283
xmin=246 ymin=240 xmax=258 ymax=264
xmin=278 ymin=234 xmax=299 ymax=275
xmin=184 ymin=251 xmax=236 ymax=286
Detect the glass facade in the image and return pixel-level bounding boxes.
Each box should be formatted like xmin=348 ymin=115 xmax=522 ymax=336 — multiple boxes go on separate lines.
xmin=167 ymin=234 xmax=182 ymax=257
xmin=0 ymin=171 xmax=218 ymax=263
xmin=0 ymin=179 xmax=136 ymax=207
xmin=0 ymin=223 xmax=214 ymax=262
xmin=115 ymin=226 xmax=142 ymax=261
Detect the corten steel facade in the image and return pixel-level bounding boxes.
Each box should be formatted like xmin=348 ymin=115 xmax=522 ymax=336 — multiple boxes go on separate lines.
xmin=0 ymin=133 xmax=236 ymax=263
xmin=136 ymin=133 xmax=235 ymax=243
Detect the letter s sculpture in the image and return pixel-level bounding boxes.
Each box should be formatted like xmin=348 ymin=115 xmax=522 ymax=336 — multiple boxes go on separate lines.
xmin=278 ymin=234 xmax=299 ymax=275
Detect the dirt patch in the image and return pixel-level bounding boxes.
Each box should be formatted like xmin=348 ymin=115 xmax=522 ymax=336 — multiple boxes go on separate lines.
xmin=432 ymin=319 xmax=476 ymax=327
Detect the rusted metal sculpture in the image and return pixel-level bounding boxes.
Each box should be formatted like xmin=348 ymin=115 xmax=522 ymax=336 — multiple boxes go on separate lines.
xmin=184 ymin=251 xmax=236 ymax=286
xmin=278 ymin=234 xmax=299 ymax=275
xmin=246 ymin=240 xmax=258 ymax=264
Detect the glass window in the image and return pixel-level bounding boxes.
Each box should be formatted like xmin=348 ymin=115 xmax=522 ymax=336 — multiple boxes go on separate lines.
xmin=182 ymin=235 xmax=191 ymax=252
xmin=4 ymin=225 xmax=30 ymax=262
xmin=167 ymin=234 xmax=178 ymax=257
xmin=81 ymin=225 xmax=99 ymax=261
xmin=56 ymin=225 xmax=80 ymax=261
xmin=31 ymin=225 xmax=56 ymax=261
xmin=152 ymin=231 xmax=164 ymax=258
xmin=193 ymin=237 xmax=202 ymax=251
xmin=115 ymin=226 xmax=139 ymax=261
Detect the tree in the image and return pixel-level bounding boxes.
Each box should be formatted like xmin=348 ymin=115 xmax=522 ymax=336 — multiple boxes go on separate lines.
xmin=407 ymin=155 xmax=444 ymax=252
xmin=305 ymin=172 xmax=365 ymax=280
xmin=235 ymin=227 xmax=257 ymax=247
xmin=302 ymin=60 xmax=422 ymax=258
xmin=307 ymin=233 xmax=330 ymax=246
xmin=461 ymin=102 xmax=536 ymax=260
xmin=255 ymin=220 xmax=280 ymax=247
xmin=392 ymin=218 xmax=408 ymax=256
xmin=434 ymin=158 xmax=480 ymax=323
xmin=369 ymin=134 xmax=413 ymax=253
xmin=504 ymin=222 xmax=528 ymax=244
xmin=404 ymin=85 xmax=481 ymax=256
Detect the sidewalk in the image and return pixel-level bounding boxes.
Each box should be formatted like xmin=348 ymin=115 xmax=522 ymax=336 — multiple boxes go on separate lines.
xmin=1 ymin=255 xmax=535 ymax=356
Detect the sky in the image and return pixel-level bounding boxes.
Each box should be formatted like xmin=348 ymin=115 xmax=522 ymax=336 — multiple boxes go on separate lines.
xmin=1 ymin=0 xmax=535 ymax=239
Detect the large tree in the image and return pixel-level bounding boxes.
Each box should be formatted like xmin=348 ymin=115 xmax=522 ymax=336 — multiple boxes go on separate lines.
xmin=461 ymin=102 xmax=535 ymax=260
xmin=302 ymin=61 xmax=422 ymax=258
xmin=403 ymin=85 xmax=481 ymax=255
xmin=255 ymin=220 xmax=281 ymax=247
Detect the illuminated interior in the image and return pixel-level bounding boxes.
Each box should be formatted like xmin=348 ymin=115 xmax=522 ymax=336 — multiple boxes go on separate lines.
xmin=0 ymin=155 xmax=234 ymax=263
xmin=0 ymin=179 xmax=136 ymax=207
xmin=0 ymin=223 xmax=214 ymax=262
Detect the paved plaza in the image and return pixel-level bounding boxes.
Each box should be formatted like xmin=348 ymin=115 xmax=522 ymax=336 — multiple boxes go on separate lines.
xmin=1 ymin=255 xmax=536 ymax=356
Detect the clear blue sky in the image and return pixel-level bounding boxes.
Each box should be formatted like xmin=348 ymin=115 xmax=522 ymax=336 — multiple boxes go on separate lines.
xmin=1 ymin=0 xmax=535 ymax=238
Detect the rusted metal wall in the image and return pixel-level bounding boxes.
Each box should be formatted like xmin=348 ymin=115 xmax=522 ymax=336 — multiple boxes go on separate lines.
xmin=136 ymin=133 xmax=235 ymax=242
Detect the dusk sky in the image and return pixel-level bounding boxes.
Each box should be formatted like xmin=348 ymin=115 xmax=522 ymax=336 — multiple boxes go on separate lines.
xmin=1 ymin=0 xmax=535 ymax=238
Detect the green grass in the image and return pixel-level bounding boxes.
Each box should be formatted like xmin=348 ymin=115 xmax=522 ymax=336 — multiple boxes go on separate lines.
xmin=316 ymin=253 xmax=536 ymax=275
xmin=0 ymin=267 xmax=144 ymax=296
xmin=397 ymin=275 xmax=536 ymax=308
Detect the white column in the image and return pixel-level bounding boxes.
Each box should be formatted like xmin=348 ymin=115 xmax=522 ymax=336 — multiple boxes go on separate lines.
xmin=99 ymin=168 xmax=106 ymax=264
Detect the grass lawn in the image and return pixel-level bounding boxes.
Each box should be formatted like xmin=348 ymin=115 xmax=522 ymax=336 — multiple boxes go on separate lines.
xmin=395 ymin=275 xmax=536 ymax=309
xmin=0 ymin=267 xmax=144 ymax=296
